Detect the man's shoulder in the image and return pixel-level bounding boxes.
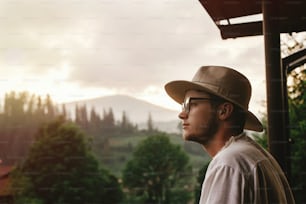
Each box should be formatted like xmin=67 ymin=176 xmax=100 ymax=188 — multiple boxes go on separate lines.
xmin=216 ymin=135 xmax=259 ymax=159
xmin=210 ymin=135 xmax=266 ymax=174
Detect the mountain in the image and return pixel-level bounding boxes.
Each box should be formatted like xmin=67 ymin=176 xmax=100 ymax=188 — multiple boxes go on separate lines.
xmin=63 ymin=95 xmax=180 ymax=133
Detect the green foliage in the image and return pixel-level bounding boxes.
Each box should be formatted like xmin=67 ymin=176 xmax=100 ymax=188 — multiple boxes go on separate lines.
xmin=0 ymin=91 xmax=59 ymax=164
xmin=120 ymin=111 xmax=135 ymax=133
xmin=122 ymin=134 xmax=192 ymax=204
xmin=253 ymin=66 xmax=306 ymax=203
xmin=280 ymin=34 xmax=306 ymax=203
xmin=0 ymin=92 xmax=211 ymax=203
xmin=0 ymin=90 xmax=136 ymax=172
xmin=251 ymin=114 xmax=268 ymax=150
xmin=12 ymin=117 xmax=123 ymax=204
xmin=287 ymin=68 xmax=306 ymax=203
xmin=147 ymin=112 xmax=154 ymax=132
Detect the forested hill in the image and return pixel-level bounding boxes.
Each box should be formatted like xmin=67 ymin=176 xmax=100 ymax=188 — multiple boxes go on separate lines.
xmin=64 ymin=94 xmax=179 ymax=122
xmin=64 ymin=94 xmax=180 ymax=132
xmin=0 ymin=92 xmax=186 ymax=166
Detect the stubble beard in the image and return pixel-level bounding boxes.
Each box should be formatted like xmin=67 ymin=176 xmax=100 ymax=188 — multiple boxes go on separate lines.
xmin=183 ymin=114 xmax=219 ymax=145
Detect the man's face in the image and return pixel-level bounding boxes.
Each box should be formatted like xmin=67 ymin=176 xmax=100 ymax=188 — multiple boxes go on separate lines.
xmin=179 ymin=90 xmax=219 ymax=145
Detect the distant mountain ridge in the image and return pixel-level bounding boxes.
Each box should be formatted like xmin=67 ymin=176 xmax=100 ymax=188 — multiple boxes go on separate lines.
xmin=63 ymin=95 xmax=180 ymax=133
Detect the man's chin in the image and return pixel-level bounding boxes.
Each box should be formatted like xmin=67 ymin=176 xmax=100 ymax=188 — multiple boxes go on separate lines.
xmin=183 ymin=134 xmax=199 ymax=142
xmin=183 ymin=134 xmax=209 ymax=145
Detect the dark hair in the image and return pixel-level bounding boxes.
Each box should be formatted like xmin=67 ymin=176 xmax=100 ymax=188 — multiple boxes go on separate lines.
xmin=210 ymin=95 xmax=246 ymax=134
xmin=231 ymin=105 xmax=246 ymax=133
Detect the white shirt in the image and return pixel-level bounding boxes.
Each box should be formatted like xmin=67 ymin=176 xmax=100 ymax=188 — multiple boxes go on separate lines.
xmin=199 ymin=133 xmax=295 ymax=204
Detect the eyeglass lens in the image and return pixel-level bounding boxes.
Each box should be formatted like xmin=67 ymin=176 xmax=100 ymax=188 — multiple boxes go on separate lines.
xmin=182 ymin=97 xmax=213 ymax=113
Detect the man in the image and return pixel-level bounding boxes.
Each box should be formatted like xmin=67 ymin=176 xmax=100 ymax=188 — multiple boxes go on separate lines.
xmin=165 ymin=66 xmax=295 ymax=204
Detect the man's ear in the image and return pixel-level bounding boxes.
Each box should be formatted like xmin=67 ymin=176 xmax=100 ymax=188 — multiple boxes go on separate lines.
xmin=218 ymin=102 xmax=234 ymax=119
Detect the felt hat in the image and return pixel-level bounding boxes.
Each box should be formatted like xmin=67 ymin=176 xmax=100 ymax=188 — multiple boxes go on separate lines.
xmin=165 ymin=65 xmax=263 ymax=132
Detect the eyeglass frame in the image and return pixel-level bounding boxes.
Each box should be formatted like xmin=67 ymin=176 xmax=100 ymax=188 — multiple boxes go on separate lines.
xmin=182 ymin=97 xmax=217 ymax=114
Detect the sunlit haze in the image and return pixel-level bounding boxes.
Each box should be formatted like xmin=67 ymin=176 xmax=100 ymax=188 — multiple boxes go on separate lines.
xmin=0 ymin=0 xmax=274 ymax=117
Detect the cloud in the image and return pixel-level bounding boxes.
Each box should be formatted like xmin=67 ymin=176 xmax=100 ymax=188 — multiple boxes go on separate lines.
xmin=0 ymin=0 xmax=268 ymax=114
xmin=65 ymin=0 xmax=219 ymax=89
xmin=0 ymin=0 xmax=219 ymax=89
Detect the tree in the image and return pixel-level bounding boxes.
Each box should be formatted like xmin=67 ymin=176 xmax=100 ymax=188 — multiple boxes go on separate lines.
xmin=252 ymin=33 xmax=306 ymax=203
xmin=44 ymin=94 xmax=55 ymax=118
xmin=35 ymin=96 xmax=44 ymax=117
xmin=122 ymin=134 xmax=192 ymax=204
xmin=0 ymin=92 xmax=63 ymax=165
xmin=12 ymin=117 xmax=123 ymax=204
xmin=75 ymin=104 xmax=88 ymax=128
xmin=253 ymin=67 xmax=306 ymax=203
xmin=88 ymin=107 xmax=101 ymax=133
xmin=2 ymin=91 xmax=28 ymax=126
xmin=281 ymin=33 xmax=306 ymax=203
xmin=120 ymin=111 xmax=135 ymax=133
xmin=287 ymin=67 xmax=306 ymax=203
xmin=61 ymin=104 xmax=67 ymax=120
xmin=102 ymin=108 xmax=115 ymax=133
xmin=147 ymin=112 xmax=154 ymax=132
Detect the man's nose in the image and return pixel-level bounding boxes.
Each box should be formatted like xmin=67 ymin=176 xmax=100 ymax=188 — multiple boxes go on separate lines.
xmin=178 ymin=110 xmax=188 ymax=120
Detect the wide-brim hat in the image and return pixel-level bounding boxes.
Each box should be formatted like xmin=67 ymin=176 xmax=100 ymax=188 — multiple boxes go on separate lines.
xmin=165 ymin=65 xmax=263 ymax=132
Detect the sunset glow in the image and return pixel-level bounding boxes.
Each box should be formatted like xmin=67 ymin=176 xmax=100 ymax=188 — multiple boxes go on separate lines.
xmin=0 ymin=0 xmax=293 ymax=117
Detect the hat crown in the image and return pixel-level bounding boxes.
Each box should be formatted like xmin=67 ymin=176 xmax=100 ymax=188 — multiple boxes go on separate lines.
xmin=192 ymin=66 xmax=251 ymax=110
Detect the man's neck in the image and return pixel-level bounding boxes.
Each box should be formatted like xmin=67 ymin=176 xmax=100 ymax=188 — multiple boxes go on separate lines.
xmin=202 ymin=130 xmax=234 ymax=157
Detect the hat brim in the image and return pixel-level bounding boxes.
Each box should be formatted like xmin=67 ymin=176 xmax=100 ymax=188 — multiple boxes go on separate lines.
xmin=165 ymin=80 xmax=263 ymax=132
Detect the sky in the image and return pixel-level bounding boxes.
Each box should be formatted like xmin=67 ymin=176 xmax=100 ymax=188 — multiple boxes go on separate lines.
xmin=0 ymin=0 xmax=274 ymax=118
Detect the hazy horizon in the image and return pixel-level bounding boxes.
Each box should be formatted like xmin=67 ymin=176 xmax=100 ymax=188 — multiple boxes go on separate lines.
xmin=4 ymin=0 xmax=304 ymax=118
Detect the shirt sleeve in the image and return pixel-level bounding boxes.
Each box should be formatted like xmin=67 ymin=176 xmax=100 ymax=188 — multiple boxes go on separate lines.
xmin=199 ymin=165 xmax=248 ymax=204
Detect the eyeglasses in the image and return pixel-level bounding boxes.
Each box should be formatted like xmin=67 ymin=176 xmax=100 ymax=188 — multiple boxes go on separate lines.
xmin=182 ymin=97 xmax=214 ymax=114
